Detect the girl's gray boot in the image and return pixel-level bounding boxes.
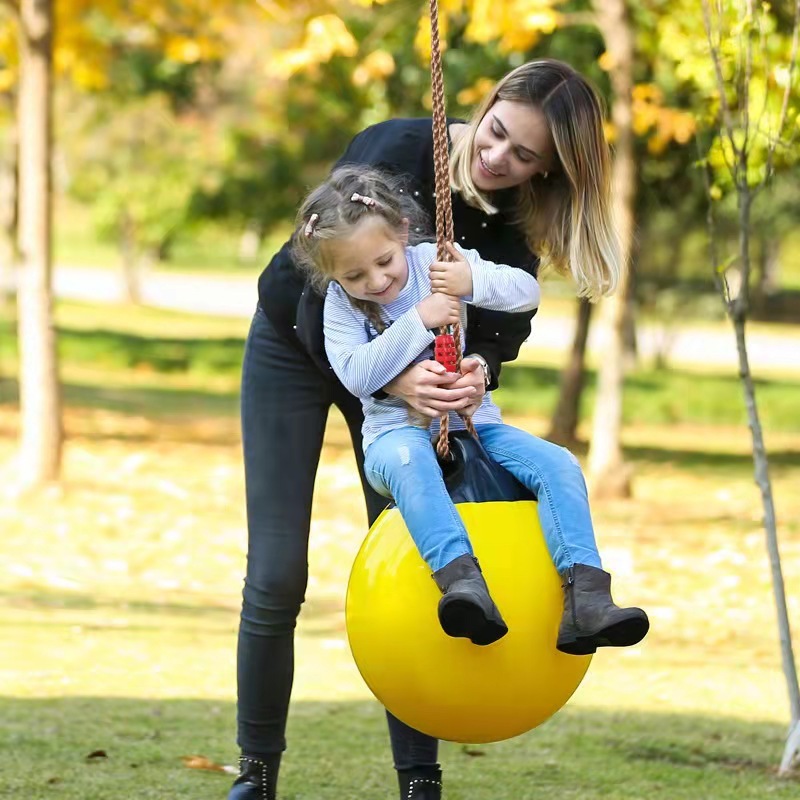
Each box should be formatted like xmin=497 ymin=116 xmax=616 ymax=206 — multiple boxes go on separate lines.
xmin=432 ymin=554 xmax=508 ymax=646
xmin=557 ymin=564 xmax=649 ymax=655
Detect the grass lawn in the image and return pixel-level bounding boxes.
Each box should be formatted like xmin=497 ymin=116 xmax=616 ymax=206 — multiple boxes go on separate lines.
xmin=1 ymin=301 xmax=799 ymax=798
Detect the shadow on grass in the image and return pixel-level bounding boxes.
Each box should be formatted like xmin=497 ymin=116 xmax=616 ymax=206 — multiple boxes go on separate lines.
xmin=0 ymin=588 xmax=237 ymax=618
xmin=499 ymin=363 xmax=800 ymax=432
xmin=625 ymin=444 xmax=800 ymax=471
xmin=0 ymin=588 xmax=346 ymax=633
xmin=0 ymin=378 xmax=239 ymax=427
xmin=55 ymin=328 xmax=246 ymax=377
xmin=0 ymin=697 xmax=795 ymax=799
xmin=62 ymin=382 xmax=240 ymax=420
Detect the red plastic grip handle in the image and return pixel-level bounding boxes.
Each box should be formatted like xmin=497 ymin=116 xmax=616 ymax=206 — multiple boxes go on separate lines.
xmin=434 ymin=333 xmax=458 ymax=373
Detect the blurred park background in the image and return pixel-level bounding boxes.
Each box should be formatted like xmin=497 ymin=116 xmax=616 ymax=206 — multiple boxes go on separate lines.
xmin=1 ymin=1 xmax=799 ymax=798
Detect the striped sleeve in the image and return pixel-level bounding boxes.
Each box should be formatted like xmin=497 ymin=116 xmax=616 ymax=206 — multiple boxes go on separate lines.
xmin=323 ymin=283 xmax=435 ymax=398
xmin=456 ymin=244 xmax=540 ymax=313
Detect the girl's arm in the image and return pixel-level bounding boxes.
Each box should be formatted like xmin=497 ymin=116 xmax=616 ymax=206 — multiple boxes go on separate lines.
xmin=468 ymin=249 xmax=540 ymax=313
xmin=427 ymin=242 xmax=540 ymax=313
xmin=323 ymin=284 xmax=435 ymax=398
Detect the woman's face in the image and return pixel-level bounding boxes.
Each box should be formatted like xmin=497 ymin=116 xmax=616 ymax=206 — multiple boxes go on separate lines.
xmin=471 ymin=99 xmax=556 ymax=191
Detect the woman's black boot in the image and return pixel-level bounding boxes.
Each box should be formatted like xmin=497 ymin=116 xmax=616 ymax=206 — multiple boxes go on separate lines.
xmin=397 ymin=765 xmax=442 ymax=799
xmin=432 ymin=554 xmax=508 ymax=646
xmin=228 ymin=754 xmax=279 ymax=800
xmin=557 ymin=564 xmax=649 ymax=655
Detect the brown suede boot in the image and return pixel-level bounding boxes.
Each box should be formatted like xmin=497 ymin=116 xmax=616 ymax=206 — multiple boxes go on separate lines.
xmin=557 ymin=564 xmax=649 ymax=655
xmin=432 ymin=554 xmax=508 ymax=646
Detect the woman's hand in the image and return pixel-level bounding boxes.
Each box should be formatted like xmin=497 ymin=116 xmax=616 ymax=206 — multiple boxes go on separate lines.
xmin=453 ymin=358 xmax=487 ymax=417
xmin=429 ymin=242 xmax=473 ymax=297
xmin=383 ymin=360 xmax=479 ymax=418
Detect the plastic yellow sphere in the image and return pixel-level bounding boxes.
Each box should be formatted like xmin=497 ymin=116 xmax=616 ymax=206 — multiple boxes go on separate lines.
xmin=346 ymin=500 xmax=592 ymax=743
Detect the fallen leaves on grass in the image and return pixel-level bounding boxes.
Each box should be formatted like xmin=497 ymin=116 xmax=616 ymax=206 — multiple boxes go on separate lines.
xmin=181 ymin=754 xmax=237 ymax=774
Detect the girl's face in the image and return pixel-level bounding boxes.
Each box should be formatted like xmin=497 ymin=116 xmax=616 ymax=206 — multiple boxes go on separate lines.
xmin=471 ymin=100 xmax=556 ymax=191
xmin=327 ymin=216 xmax=409 ymax=305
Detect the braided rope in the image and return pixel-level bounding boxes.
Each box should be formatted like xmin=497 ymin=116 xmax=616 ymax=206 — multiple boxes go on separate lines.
xmin=429 ymin=0 xmax=476 ymax=457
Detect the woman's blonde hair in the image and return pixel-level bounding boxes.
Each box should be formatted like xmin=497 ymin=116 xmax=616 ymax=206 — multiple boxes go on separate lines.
xmin=450 ymin=59 xmax=621 ymax=300
xmin=292 ymin=165 xmax=430 ymax=329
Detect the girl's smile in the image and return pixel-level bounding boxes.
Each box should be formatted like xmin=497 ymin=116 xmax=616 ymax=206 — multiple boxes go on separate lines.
xmin=328 ymin=217 xmax=410 ymax=305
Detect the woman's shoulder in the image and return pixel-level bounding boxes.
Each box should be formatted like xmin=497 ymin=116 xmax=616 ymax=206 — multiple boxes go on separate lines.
xmin=354 ymin=118 xmax=433 ymax=145
xmin=338 ymin=119 xmax=434 ymax=174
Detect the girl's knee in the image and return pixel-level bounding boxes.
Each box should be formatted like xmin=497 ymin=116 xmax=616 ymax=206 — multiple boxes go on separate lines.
xmin=373 ymin=432 xmax=436 ymax=471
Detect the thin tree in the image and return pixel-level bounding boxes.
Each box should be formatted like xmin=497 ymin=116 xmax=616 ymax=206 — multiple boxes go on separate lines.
xmin=547 ymin=297 xmax=592 ymax=446
xmin=700 ymin=0 xmax=800 ymax=775
xmin=586 ymin=0 xmax=636 ymax=498
xmin=15 ymin=0 xmax=62 ymax=487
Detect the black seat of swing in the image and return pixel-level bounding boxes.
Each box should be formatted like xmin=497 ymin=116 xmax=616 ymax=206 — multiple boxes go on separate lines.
xmin=437 ymin=430 xmax=536 ymax=505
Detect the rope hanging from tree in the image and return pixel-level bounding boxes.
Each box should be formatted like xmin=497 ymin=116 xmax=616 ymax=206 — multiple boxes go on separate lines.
xmin=428 ymin=0 xmax=477 ymax=458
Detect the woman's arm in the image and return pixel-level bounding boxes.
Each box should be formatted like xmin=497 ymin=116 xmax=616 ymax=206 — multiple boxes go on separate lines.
xmin=463 ymin=309 xmax=536 ymax=390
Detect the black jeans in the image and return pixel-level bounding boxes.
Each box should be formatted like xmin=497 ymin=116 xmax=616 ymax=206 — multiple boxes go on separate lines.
xmin=238 ymin=306 xmax=438 ymax=770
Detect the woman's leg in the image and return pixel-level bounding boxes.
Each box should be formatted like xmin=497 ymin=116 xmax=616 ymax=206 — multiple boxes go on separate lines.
xmin=333 ymin=384 xmax=391 ymax=528
xmin=333 ymin=393 xmax=441 ymax=780
xmin=474 ymin=423 xmax=601 ymax=573
xmin=237 ymin=309 xmax=333 ymax=761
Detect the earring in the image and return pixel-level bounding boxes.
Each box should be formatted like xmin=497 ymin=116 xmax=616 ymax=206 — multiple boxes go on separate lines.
xmin=542 ymin=171 xmax=549 ymax=180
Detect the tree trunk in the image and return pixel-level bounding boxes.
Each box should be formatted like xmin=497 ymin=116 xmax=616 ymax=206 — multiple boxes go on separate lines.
xmin=0 ymin=112 xmax=18 ymax=310
xmin=547 ymin=298 xmax=592 ymax=446
xmin=752 ymin=234 xmax=780 ymax=318
xmin=119 ymin=209 xmax=143 ymax=305
xmin=588 ymin=0 xmax=636 ymax=498
xmin=733 ymin=188 xmax=800 ymax=774
xmin=16 ymin=0 xmax=62 ymax=487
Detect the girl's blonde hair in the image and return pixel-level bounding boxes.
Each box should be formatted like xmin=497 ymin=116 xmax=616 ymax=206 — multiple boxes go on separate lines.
xmin=292 ymin=165 xmax=430 ymax=329
xmin=450 ymin=59 xmax=621 ymax=300
xmin=292 ymin=165 xmax=430 ymax=330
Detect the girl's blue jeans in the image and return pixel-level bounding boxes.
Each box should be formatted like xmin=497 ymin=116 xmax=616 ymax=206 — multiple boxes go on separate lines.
xmin=364 ymin=423 xmax=603 ymax=574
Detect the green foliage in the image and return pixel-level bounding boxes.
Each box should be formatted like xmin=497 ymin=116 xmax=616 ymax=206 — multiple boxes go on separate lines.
xmin=64 ymin=94 xmax=208 ymax=256
xmin=659 ymin=0 xmax=799 ymax=191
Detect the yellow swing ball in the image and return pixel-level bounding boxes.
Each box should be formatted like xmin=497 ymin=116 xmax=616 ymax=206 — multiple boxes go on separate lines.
xmin=345 ymin=499 xmax=592 ymax=744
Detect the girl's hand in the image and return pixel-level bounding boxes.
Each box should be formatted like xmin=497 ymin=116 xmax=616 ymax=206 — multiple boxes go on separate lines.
xmin=383 ymin=360 xmax=477 ymax=418
xmin=416 ymin=292 xmax=460 ymax=329
xmin=430 ymin=242 xmax=473 ymax=298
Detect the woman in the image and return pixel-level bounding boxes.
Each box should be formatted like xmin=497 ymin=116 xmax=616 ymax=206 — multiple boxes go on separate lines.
xmin=230 ymin=59 xmax=620 ymax=800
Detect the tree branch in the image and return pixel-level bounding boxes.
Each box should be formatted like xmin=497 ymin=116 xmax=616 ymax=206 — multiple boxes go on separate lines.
xmin=762 ymin=0 xmax=800 ymax=194
xmin=559 ymin=11 xmax=597 ymax=28
xmin=701 ymin=0 xmax=739 ymax=160
xmin=775 ymin=0 xmax=800 ymax=145
xmin=741 ymin=0 xmax=754 ymax=160
xmin=0 ymin=0 xmax=19 ymax=16
xmin=698 ymin=138 xmax=732 ymax=315
xmin=253 ymin=0 xmax=290 ymax=23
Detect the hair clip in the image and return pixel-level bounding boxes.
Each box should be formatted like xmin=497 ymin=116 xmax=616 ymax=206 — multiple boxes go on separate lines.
xmin=351 ymin=192 xmax=379 ymax=208
xmin=304 ymin=213 xmax=319 ymax=237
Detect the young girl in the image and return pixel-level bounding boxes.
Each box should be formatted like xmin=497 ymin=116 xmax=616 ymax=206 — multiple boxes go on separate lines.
xmin=292 ymin=165 xmax=649 ymax=653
